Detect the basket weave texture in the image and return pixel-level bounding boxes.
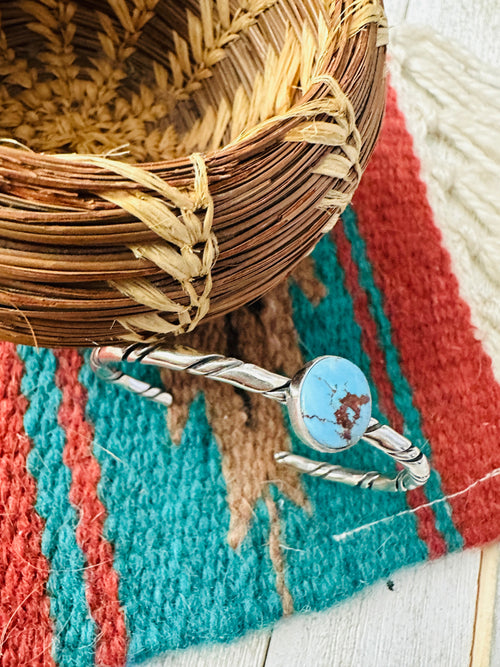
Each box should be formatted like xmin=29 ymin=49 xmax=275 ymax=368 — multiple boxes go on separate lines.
xmin=0 ymin=0 xmax=387 ymax=347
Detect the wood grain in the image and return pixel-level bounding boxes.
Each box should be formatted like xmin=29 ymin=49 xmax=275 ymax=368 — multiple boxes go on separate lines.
xmin=471 ymin=545 xmax=500 ymax=667
xmin=489 ymin=546 xmax=500 ymax=667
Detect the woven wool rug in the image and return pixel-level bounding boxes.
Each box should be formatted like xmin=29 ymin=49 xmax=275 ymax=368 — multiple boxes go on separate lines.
xmin=1 ymin=26 xmax=500 ymax=667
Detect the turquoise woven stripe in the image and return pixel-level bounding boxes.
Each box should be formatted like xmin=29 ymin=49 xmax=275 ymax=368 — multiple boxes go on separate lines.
xmin=281 ymin=233 xmax=429 ymax=611
xmin=79 ymin=355 xmax=283 ymax=664
xmin=342 ymin=207 xmax=463 ymax=552
xmin=17 ymin=346 xmax=96 ymax=667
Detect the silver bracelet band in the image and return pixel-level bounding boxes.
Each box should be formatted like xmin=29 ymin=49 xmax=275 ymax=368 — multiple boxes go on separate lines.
xmin=90 ymin=344 xmax=430 ymax=493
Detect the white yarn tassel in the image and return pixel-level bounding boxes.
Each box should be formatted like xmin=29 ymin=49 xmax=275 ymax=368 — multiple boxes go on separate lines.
xmin=389 ymin=25 xmax=500 ymax=381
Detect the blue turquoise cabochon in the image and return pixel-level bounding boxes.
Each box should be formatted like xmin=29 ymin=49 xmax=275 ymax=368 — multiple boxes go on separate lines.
xmin=292 ymin=356 xmax=372 ymax=451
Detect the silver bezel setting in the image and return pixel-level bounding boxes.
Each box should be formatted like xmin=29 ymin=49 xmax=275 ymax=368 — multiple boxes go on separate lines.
xmin=285 ymin=355 xmax=372 ymax=454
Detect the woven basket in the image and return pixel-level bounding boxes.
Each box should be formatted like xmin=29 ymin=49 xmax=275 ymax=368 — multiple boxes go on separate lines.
xmin=0 ymin=0 xmax=387 ymax=347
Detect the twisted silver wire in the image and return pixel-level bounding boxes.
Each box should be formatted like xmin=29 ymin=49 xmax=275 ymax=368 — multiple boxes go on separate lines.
xmin=275 ymin=420 xmax=430 ymax=492
xmin=90 ymin=344 xmax=431 ymax=492
xmin=90 ymin=343 xmax=290 ymax=403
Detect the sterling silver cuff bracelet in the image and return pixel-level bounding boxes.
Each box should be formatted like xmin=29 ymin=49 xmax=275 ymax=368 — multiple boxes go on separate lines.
xmin=90 ymin=344 xmax=431 ymax=493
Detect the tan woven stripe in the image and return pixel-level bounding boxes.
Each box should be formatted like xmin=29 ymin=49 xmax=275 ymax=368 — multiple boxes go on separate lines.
xmin=264 ymin=489 xmax=294 ymax=615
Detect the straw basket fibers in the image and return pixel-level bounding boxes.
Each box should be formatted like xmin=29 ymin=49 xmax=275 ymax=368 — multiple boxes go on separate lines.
xmin=0 ymin=0 xmax=387 ymax=347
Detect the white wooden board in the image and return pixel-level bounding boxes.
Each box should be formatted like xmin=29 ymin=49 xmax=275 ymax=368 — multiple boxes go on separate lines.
xmin=265 ymin=550 xmax=481 ymax=667
xmin=482 ymin=546 xmax=500 ymax=667
xmin=147 ymin=631 xmax=270 ymax=667
xmin=146 ymin=549 xmax=485 ymax=667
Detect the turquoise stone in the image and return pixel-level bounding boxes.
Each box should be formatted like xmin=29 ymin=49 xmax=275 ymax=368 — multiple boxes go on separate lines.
xmin=298 ymin=356 xmax=372 ymax=450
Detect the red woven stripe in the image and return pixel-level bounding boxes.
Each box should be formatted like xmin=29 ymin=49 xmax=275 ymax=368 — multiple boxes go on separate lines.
xmin=353 ymin=87 xmax=500 ymax=547
xmin=0 ymin=343 xmax=54 ymax=666
xmin=334 ymin=224 xmax=446 ymax=559
xmin=54 ymin=349 xmax=127 ymax=666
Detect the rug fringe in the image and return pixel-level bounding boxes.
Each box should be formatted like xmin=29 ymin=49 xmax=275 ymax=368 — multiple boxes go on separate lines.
xmin=389 ymin=25 xmax=500 ymax=381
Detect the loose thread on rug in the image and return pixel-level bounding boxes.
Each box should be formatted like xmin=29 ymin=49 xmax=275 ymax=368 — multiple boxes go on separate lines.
xmin=332 ymin=467 xmax=500 ymax=542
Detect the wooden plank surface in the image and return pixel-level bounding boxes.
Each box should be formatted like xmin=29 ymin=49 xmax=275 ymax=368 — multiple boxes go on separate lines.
xmin=490 ymin=546 xmax=500 ymax=667
xmin=265 ymin=550 xmax=481 ymax=667
xmin=143 ymin=2 xmax=500 ymax=665
xmin=471 ymin=546 xmax=500 ymax=667
xmin=147 ymin=631 xmax=271 ymax=667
